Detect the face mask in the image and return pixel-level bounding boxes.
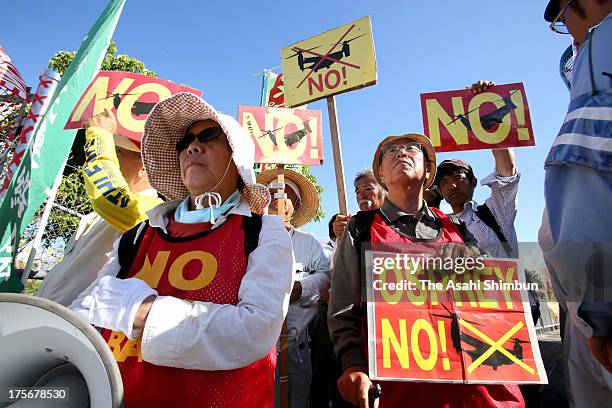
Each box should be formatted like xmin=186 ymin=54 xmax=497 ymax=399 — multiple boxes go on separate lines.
xmin=174 ymin=190 xmax=240 ymax=224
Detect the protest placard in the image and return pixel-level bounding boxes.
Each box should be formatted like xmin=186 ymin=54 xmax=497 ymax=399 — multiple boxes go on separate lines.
xmin=366 ymin=252 xmax=547 ymax=384
xmin=239 ymin=106 xmax=322 ymax=166
xmin=65 ymin=71 xmax=201 ymax=141
xmin=420 ymin=83 xmax=535 ymax=152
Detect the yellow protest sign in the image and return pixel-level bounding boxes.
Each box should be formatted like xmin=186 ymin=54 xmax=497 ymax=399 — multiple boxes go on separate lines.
xmin=281 ymin=16 xmax=377 ymax=107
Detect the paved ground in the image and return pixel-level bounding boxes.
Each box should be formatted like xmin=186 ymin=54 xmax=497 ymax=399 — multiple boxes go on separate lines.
xmin=536 ymin=329 xmax=568 ymax=408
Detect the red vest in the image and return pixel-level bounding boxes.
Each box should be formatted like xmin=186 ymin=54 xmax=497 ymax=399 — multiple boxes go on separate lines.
xmin=368 ymin=208 xmax=524 ymax=408
xmin=103 ymin=215 xmax=275 ymax=408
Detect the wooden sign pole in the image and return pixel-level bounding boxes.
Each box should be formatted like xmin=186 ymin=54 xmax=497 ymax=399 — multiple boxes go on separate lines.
xmin=326 ymin=95 xmax=348 ymax=215
xmin=275 ymin=164 xmax=290 ymax=408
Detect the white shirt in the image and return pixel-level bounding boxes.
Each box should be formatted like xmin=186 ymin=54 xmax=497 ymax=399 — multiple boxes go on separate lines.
xmin=73 ymin=199 xmax=294 ymax=370
xmin=454 ymin=170 xmax=520 ymax=258
xmin=320 ymin=238 xmax=336 ymax=266
xmin=287 ymin=228 xmax=331 ymax=341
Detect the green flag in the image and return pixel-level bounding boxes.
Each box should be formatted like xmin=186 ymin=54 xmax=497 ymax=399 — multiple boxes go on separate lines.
xmin=0 ymin=0 xmax=126 ymax=292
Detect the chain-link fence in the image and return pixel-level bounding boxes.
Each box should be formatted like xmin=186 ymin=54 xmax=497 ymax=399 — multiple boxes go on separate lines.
xmin=16 ymin=164 xmax=92 ymax=279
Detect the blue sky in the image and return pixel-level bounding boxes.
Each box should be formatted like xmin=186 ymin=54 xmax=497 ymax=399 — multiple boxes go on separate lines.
xmin=2 ymin=1 xmax=572 ymax=242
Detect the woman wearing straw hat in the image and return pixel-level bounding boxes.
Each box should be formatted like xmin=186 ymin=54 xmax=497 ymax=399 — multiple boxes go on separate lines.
xmin=70 ymin=93 xmax=294 ymax=407
xmin=257 ymin=168 xmax=331 ymax=408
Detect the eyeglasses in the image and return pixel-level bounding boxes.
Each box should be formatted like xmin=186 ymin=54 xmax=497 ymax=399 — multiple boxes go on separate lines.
xmin=381 ymin=141 xmax=423 ymax=157
xmin=176 ymin=126 xmax=224 ymax=152
xmin=550 ymin=0 xmax=574 ymax=34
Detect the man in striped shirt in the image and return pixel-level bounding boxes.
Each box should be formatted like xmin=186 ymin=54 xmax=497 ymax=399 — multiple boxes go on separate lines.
xmin=541 ymin=0 xmax=612 ymax=405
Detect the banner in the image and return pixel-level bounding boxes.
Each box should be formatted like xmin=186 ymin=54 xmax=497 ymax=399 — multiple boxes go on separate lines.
xmin=420 ymin=83 xmax=535 ymax=152
xmin=261 ymin=71 xmax=285 ymax=108
xmin=366 ymin=252 xmax=547 ymax=384
xmin=0 ymin=46 xmax=28 ymax=101
xmin=281 ymin=16 xmax=377 ymax=107
xmin=64 ymin=71 xmax=202 ymax=142
xmin=1 ymin=69 xmax=61 ymax=197
xmin=0 ymin=0 xmax=126 ymax=292
xmin=239 ymin=106 xmax=323 ymax=166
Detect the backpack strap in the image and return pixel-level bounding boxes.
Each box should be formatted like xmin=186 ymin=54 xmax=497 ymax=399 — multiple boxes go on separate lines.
xmin=242 ymin=214 xmax=262 ymax=260
xmin=347 ymin=210 xmax=379 ymax=281
xmin=347 ymin=210 xmax=377 ymax=256
xmin=475 ymin=203 xmax=514 ymax=257
xmin=116 ymin=221 xmax=149 ymax=279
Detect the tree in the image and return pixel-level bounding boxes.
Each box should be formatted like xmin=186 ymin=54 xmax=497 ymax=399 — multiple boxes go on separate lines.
xmin=301 ymin=165 xmax=325 ymax=223
xmin=49 ymin=41 xmax=156 ymax=77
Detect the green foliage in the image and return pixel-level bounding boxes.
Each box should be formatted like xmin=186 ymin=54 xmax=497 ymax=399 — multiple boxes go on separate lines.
xmin=47 ymin=50 xmax=75 ymax=78
xmin=525 ymin=269 xmax=544 ymax=289
xmin=49 ymin=41 xmax=156 ymax=77
xmin=301 ymin=165 xmax=325 ymax=222
xmin=24 ymin=280 xmax=41 ymax=296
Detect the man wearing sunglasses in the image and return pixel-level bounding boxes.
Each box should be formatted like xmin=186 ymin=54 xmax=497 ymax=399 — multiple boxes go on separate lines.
xmin=540 ymin=0 xmax=612 ymax=405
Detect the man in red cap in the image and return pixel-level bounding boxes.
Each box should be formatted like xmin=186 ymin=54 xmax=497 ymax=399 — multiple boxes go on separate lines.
xmin=328 ymin=133 xmax=524 ymax=407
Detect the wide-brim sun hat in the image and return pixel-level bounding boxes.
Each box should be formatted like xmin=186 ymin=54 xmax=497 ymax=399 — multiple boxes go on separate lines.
xmin=372 ymin=133 xmax=437 ymax=190
xmin=142 ymin=92 xmax=270 ymax=213
xmin=256 ymin=168 xmax=319 ymax=228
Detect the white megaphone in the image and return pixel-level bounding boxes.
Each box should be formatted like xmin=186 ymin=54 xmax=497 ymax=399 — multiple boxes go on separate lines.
xmin=0 ymin=294 xmax=123 ymax=407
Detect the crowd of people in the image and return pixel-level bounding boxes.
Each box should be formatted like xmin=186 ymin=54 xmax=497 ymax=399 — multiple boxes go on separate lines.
xmin=30 ymin=1 xmax=610 ymax=407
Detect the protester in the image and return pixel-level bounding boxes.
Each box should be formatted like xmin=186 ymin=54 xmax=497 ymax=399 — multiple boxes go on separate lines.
xmin=257 ymin=167 xmax=331 ymax=408
xmin=328 ymin=133 xmax=524 ymax=407
xmin=37 ymin=108 xmax=162 ymax=306
xmin=539 ymin=0 xmax=612 ymax=405
xmin=333 ymin=169 xmax=386 ymax=241
xmin=434 ymin=81 xmax=520 ymax=259
xmin=309 ymin=213 xmax=354 ymax=408
xmin=70 ymin=93 xmax=294 ymax=407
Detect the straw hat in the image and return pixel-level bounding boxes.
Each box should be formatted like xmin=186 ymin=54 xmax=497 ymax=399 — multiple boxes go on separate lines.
xmin=142 ymin=93 xmax=270 ymax=213
xmin=371 ymin=133 xmax=437 ymax=189
xmin=113 ymin=133 xmax=141 ymax=152
xmin=256 ymin=168 xmax=319 ymax=228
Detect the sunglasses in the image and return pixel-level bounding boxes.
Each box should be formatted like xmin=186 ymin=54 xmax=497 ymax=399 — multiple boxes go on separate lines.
xmin=176 ymin=126 xmax=225 ymax=152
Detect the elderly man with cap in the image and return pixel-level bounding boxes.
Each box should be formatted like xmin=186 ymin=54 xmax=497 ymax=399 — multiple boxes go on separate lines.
xmin=70 ymin=93 xmax=294 ymax=407
xmin=540 ymin=0 xmax=612 ymax=405
xmin=257 ymin=167 xmax=331 ymax=408
xmin=37 ymin=108 xmax=162 ymax=306
xmin=328 ymin=133 xmax=524 ymax=407
xmin=332 ymin=169 xmax=387 ymax=244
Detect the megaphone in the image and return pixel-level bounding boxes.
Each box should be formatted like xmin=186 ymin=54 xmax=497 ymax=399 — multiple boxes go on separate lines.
xmin=0 ymin=294 xmax=123 ymax=407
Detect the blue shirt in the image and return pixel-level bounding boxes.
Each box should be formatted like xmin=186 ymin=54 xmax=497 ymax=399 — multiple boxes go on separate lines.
xmin=545 ymin=13 xmax=612 ymax=173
